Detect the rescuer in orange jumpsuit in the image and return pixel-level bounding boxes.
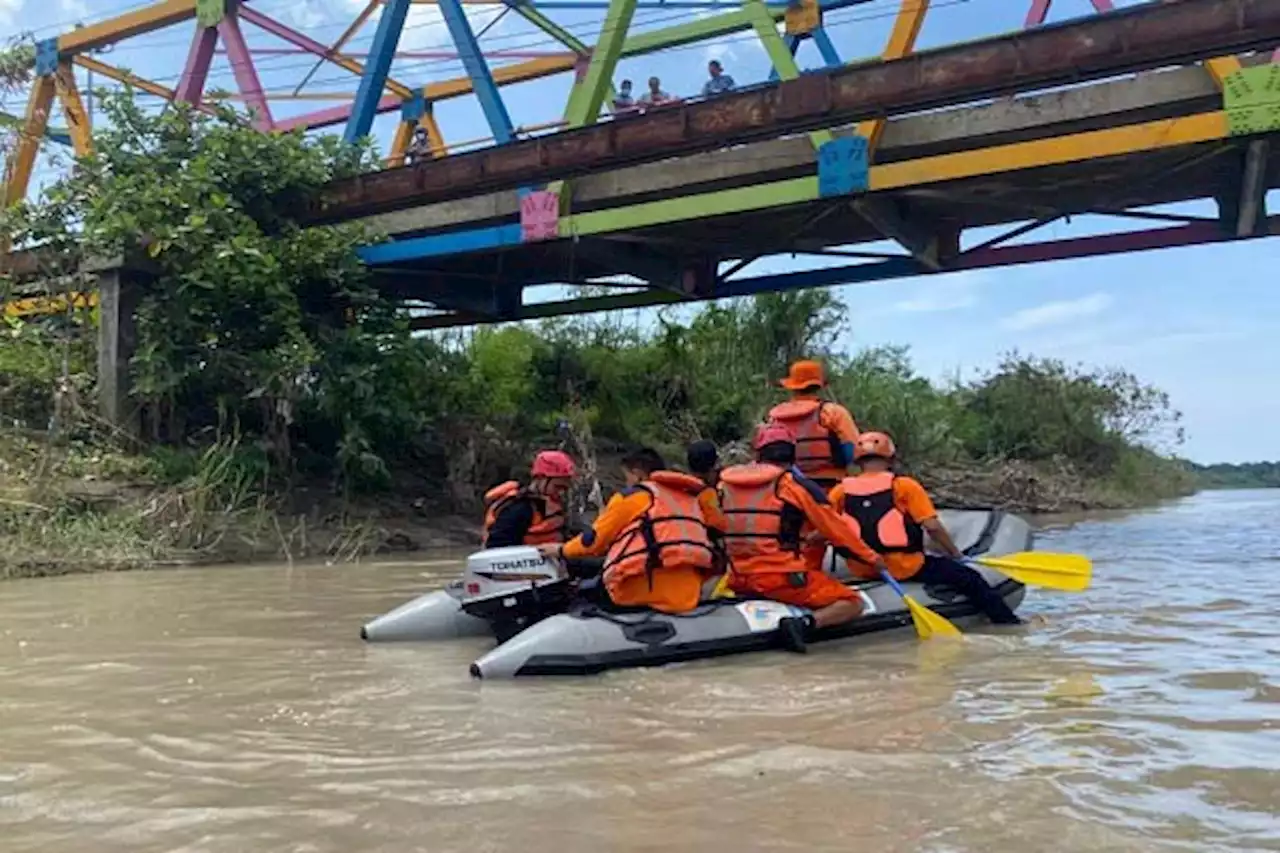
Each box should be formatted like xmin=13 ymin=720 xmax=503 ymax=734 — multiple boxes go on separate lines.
xmin=719 ymin=423 xmax=888 ymax=652
xmin=767 ymin=360 xmax=860 ymax=490
xmin=539 ymin=447 xmax=727 ymax=614
xmin=482 ymin=450 xmax=577 ymax=548
xmin=830 ymin=431 xmax=1022 ymax=625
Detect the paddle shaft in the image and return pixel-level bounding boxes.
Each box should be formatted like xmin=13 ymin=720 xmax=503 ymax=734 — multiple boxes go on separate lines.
xmin=878 ymin=569 xmax=911 ymax=600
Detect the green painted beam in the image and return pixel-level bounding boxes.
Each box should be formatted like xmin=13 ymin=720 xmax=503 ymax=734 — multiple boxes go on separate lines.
xmin=565 ymin=0 xmax=636 ymax=127
xmin=560 ymin=176 xmax=818 ymax=236
xmin=511 ymin=3 xmax=590 ymax=53
xmin=742 ymin=0 xmax=832 ymax=150
xmin=620 ymin=9 xmax=757 ymax=56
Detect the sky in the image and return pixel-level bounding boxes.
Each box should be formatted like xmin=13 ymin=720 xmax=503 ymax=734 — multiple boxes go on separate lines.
xmin=2 ymin=0 xmax=1278 ymax=464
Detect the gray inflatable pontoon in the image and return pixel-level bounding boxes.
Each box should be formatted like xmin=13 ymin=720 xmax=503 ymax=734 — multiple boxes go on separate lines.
xmin=361 ymin=509 xmax=1033 ymax=678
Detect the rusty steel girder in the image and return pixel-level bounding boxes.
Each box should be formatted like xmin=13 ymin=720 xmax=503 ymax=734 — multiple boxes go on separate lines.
xmin=310 ymin=0 xmax=1280 ymax=222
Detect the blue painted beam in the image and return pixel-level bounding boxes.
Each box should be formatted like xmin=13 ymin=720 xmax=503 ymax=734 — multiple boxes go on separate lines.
xmin=438 ymin=0 xmax=516 ymax=146
xmin=811 ymin=26 xmax=842 ymax=66
xmin=345 ymin=0 xmax=412 ymax=144
xmin=358 ymin=225 xmax=524 ymax=264
xmin=718 ymin=256 xmax=921 ymax=298
xmin=768 ymin=24 xmax=842 ymax=82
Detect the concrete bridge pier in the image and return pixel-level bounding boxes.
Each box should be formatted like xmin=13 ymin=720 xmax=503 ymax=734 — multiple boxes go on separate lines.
xmin=85 ymin=255 xmax=152 ymax=437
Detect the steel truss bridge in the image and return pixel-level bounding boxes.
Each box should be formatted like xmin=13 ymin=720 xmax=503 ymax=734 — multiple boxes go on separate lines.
xmin=3 ymin=0 xmax=1279 ymax=327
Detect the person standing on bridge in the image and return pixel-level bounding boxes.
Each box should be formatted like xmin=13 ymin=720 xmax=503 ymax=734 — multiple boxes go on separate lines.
xmin=701 ymin=60 xmax=736 ymax=97
xmin=830 ymin=431 xmax=1022 ymax=625
xmin=612 ymin=79 xmax=636 ymax=113
xmin=639 ymin=76 xmax=673 ymax=108
xmin=767 ymin=360 xmax=859 ymax=491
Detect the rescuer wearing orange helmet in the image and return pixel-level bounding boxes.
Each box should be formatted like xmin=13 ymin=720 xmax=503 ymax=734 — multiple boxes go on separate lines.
xmin=718 ymin=422 xmax=887 ymax=653
xmin=482 ymin=450 xmax=578 ymax=549
xmin=538 ymin=447 xmax=726 ymax=614
xmin=767 ymin=360 xmax=860 ymax=490
xmin=830 ymin=431 xmax=1023 ymax=625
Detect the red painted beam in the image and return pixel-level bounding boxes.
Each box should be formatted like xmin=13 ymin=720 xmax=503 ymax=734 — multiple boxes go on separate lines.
xmin=312 ymin=0 xmax=1280 ymax=223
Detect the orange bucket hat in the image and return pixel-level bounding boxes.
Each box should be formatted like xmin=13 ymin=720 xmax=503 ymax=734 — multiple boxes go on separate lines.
xmin=779 ymin=360 xmax=826 ymax=390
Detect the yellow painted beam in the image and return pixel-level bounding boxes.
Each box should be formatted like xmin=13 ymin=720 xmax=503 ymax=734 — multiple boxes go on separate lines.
xmin=58 ymin=0 xmax=198 ymax=55
xmin=3 ymin=75 xmax=56 ymax=207
xmin=1203 ymin=56 xmax=1244 ymax=88
xmin=424 ymin=55 xmax=576 ymax=101
xmin=53 ymin=62 xmax=93 ymax=157
xmin=421 ymin=112 xmax=447 ymax=157
xmin=73 ymin=55 xmax=181 ymax=104
xmin=389 ymin=119 xmax=414 ymax=164
xmin=562 ymin=112 xmax=1230 ymax=236
xmin=858 ymin=0 xmax=928 ymax=154
xmin=293 ymin=0 xmax=379 ymax=96
xmin=872 ymin=111 xmax=1227 ymax=190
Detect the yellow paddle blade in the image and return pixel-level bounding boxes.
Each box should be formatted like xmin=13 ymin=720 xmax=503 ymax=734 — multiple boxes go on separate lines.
xmin=975 ymin=551 xmax=1092 ymax=592
xmin=903 ymin=594 xmax=962 ymax=640
xmin=709 ymin=573 xmax=736 ymax=600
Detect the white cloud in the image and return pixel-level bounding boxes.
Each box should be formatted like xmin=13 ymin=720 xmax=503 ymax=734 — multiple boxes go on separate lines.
xmin=280 ymin=2 xmax=331 ymax=31
xmin=57 ymin=0 xmax=88 ymax=24
xmin=333 ymin=0 xmax=505 ymax=53
xmin=1000 ymin=292 xmax=1115 ymax=331
xmin=854 ymin=270 xmax=988 ymax=316
xmin=0 ymin=0 xmax=25 ymax=29
xmin=888 ymin=277 xmax=982 ymax=314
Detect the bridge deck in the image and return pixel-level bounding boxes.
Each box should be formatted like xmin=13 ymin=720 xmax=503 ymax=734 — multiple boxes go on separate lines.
xmin=353 ymin=62 xmax=1278 ymax=320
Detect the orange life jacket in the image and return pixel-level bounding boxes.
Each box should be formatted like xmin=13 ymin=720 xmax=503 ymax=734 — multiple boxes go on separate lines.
xmin=840 ymin=471 xmax=924 ymax=554
xmin=767 ymin=398 xmax=844 ymax=479
xmin=717 ymin=463 xmax=805 ymax=575
xmin=603 ymin=471 xmax=716 ymax=596
xmin=482 ymin=481 xmax=565 ymax=546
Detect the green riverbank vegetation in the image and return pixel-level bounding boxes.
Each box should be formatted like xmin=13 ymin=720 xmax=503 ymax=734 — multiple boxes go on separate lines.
xmin=0 ymin=89 xmax=1199 ymax=578
xmin=1188 ymin=461 xmax=1280 ymax=490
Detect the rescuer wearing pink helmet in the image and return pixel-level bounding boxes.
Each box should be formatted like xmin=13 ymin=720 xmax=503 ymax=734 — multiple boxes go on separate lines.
xmin=482 ymin=450 xmax=578 ymax=549
xmin=714 ymin=422 xmax=887 ymax=653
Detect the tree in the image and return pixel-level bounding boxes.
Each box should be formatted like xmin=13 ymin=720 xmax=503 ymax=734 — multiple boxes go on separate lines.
xmin=0 ymin=88 xmax=436 ymax=489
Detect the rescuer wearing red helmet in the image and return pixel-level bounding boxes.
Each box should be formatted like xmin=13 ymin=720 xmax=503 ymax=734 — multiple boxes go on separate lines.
xmin=829 ymin=431 xmax=1022 ymax=625
xmin=717 ymin=422 xmax=888 ymax=653
xmin=482 ymin=450 xmax=578 ymax=549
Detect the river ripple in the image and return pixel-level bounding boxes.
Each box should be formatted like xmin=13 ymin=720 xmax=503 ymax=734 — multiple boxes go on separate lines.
xmin=0 ymin=489 xmax=1277 ymax=852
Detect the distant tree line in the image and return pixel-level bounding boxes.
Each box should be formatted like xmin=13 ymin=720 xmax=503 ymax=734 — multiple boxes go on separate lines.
xmin=1189 ymin=461 xmax=1280 ymax=490
xmin=0 ymin=88 xmax=1199 ymax=509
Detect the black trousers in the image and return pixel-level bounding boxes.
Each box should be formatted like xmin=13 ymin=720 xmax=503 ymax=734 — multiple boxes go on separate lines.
xmin=911 ymin=555 xmax=1022 ymax=625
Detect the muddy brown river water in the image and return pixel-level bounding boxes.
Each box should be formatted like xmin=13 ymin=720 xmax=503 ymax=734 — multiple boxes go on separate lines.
xmin=1 ymin=489 xmax=1278 ymax=852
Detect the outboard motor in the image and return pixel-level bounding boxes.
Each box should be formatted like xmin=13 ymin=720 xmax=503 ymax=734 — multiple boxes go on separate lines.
xmin=459 ymin=546 xmax=575 ymax=643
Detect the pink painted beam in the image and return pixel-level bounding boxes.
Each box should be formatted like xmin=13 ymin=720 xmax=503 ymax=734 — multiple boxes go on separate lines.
xmin=958 ymin=221 xmax=1238 ymax=269
xmin=273 ymin=94 xmax=400 ymax=133
xmin=175 ymin=25 xmax=218 ymax=105
xmin=216 ymin=47 xmax=571 ymax=60
xmin=218 ymin=5 xmax=273 ymax=130
xmin=1025 ymin=0 xmax=1114 ymax=28
xmin=238 ymin=7 xmax=348 ymax=65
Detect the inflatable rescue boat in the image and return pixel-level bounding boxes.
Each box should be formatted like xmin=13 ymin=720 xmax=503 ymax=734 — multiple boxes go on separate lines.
xmin=361 ymin=508 xmax=1032 ymax=678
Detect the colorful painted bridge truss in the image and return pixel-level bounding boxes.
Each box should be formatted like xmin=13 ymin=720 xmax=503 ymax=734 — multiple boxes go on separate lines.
xmin=3 ymin=0 xmax=1279 ymax=327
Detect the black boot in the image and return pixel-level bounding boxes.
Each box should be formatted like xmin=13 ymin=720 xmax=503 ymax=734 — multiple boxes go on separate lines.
xmin=776 ymin=615 xmax=815 ymax=654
